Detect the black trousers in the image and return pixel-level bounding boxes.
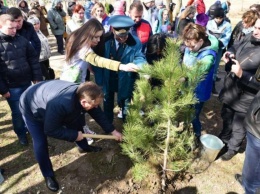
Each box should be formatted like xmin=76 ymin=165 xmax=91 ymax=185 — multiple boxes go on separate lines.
xmin=40 ymin=60 xmax=50 ymax=80
xmin=54 ymin=34 xmax=64 ymax=53
xmin=218 ymin=104 xmax=246 ymax=152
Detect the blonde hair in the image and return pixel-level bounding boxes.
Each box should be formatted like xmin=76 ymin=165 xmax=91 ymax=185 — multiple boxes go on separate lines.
xmin=91 ymin=2 xmax=105 ymax=17
xmin=0 ymin=14 xmax=14 ymax=26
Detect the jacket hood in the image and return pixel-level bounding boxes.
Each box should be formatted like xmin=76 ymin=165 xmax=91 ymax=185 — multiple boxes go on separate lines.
xmin=18 ymin=0 xmax=28 ymax=8
xmin=158 ymin=8 xmax=169 ymax=24
xmin=199 ymin=35 xmax=219 ymax=53
xmin=51 ymin=0 xmax=62 ymax=8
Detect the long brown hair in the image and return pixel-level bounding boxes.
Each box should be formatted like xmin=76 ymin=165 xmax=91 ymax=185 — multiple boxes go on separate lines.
xmin=65 ymin=18 xmax=104 ymax=62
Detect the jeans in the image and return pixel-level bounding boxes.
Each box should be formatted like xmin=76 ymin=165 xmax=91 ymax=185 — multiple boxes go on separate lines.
xmin=22 ymin=114 xmax=90 ymax=177
xmin=192 ymin=101 xmax=204 ymax=137
xmin=54 ymin=35 xmax=64 ymax=53
xmin=242 ymin=132 xmax=260 ymax=194
xmin=22 ymin=115 xmax=54 ymax=177
xmin=7 ymin=84 xmax=31 ymax=138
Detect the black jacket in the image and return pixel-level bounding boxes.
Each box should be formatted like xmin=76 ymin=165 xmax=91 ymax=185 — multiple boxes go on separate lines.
xmin=228 ymin=21 xmax=243 ymax=49
xmin=17 ymin=20 xmax=41 ymax=57
xmin=0 ymin=32 xmax=43 ymax=94
xmin=19 ymin=80 xmax=115 ymax=142
xmin=244 ymin=90 xmax=260 ymax=139
xmin=221 ymin=33 xmax=260 ymax=112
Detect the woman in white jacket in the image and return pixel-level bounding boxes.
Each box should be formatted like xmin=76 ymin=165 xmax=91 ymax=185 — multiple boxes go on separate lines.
xmin=66 ymin=4 xmax=87 ymax=35
xmin=27 ymin=16 xmax=53 ymax=80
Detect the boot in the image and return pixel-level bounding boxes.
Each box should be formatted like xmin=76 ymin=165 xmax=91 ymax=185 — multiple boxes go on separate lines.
xmin=212 ymin=82 xmax=219 ymax=96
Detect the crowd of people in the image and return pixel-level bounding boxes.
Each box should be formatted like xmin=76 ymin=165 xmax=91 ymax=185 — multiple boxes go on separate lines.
xmin=0 ymin=0 xmax=260 ymax=193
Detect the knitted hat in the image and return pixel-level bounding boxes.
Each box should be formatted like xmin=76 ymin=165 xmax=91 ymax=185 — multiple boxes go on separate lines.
xmin=213 ymin=7 xmax=225 ymax=18
xmin=155 ymin=0 xmax=163 ymax=7
xmin=113 ymin=1 xmax=125 ymax=15
xmin=143 ymin=0 xmax=154 ymax=4
xmin=27 ymin=16 xmax=40 ymax=25
xmin=195 ymin=13 xmax=209 ymax=27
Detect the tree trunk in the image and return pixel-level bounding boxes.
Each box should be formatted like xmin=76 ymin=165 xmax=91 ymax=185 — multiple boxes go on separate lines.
xmin=161 ymin=118 xmax=171 ymax=192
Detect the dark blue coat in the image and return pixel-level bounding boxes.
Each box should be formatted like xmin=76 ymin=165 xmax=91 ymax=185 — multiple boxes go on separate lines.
xmin=17 ymin=20 xmax=41 ymax=57
xmin=19 ymin=80 xmax=115 ymax=142
xmin=0 ymin=32 xmax=42 ymax=94
xmin=92 ymin=32 xmax=146 ymax=101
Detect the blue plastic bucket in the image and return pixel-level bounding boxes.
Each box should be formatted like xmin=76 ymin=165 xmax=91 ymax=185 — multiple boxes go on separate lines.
xmin=200 ymin=134 xmax=224 ymax=162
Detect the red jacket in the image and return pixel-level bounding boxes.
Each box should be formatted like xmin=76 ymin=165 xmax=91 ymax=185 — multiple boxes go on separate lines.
xmin=130 ymin=19 xmax=152 ymax=53
xmin=186 ymin=0 xmax=205 ymax=14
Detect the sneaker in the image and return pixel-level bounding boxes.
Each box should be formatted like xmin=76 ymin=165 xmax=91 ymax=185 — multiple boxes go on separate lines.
xmin=83 ymin=126 xmax=95 ymax=145
xmin=191 ymin=135 xmax=201 ymax=151
xmin=212 ymin=89 xmax=219 ymax=97
xmin=58 ymin=51 xmax=64 ymax=55
xmin=18 ymin=136 xmax=28 ymax=146
xmin=78 ymin=145 xmax=102 ymax=153
xmin=235 ymin=174 xmax=243 ymax=186
xmin=216 ymin=143 xmax=228 ymax=160
xmin=117 ymin=109 xmax=123 ymax=119
xmin=220 ymin=150 xmax=237 ymax=161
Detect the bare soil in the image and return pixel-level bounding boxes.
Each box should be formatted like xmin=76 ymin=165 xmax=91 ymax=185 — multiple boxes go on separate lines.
xmin=0 ymin=85 xmax=246 ymax=194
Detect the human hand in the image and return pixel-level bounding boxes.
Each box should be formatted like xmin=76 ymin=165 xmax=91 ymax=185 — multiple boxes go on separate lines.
xmin=32 ymin=81 xmax=40 ymax=84
xmin=2 ymin=92 xmax=10 ymax=98
xmin=222 ymin=52 xmax=235 ymax=63
xmin=111 ymin=130 xmax=123 ymax=141
xmin=76 ymin=131 xmax=84 ymax=141
xmin=231 ymin=59 xmax=243 ymax=78
xmin=119 ymin=63 xmax=139 ymax=72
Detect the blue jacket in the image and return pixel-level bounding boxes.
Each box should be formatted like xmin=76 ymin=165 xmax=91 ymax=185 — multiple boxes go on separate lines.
xmin=17 ymin=20 xmax=41 ymax=57
xmin=93 ymin=32 xmax=146 ymax=100
xmin=183 ymin=35 xmax=218 ymax=102
xmin=206 ymin=19 xmax=232 ymax=49
xmin=19 ymin=80 xmax=115 ymax=142
xmin=84 ymin=0 xmax=94 ymax=19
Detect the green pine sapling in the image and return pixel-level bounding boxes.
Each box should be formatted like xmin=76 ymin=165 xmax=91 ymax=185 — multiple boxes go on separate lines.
xmin=121 ymin=38 xmax=205 ymax=191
